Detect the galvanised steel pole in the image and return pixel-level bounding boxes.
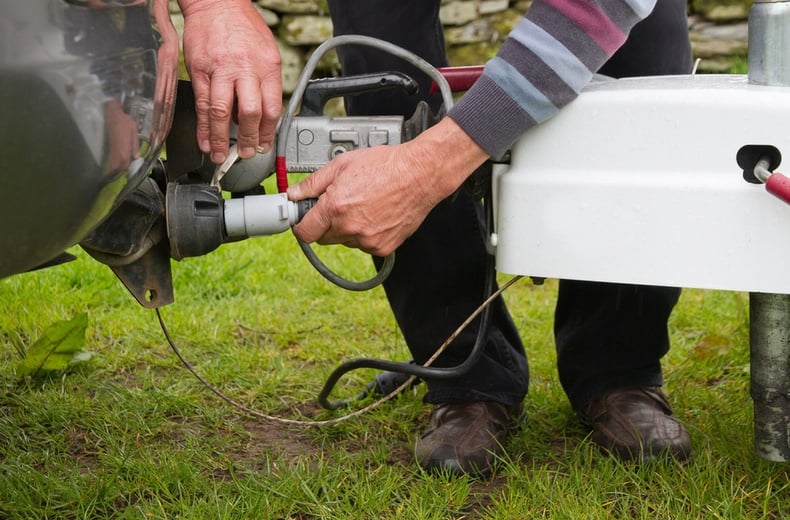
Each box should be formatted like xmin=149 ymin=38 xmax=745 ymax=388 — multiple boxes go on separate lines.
xmin=748 ymin=0 xmax=790 ymax=461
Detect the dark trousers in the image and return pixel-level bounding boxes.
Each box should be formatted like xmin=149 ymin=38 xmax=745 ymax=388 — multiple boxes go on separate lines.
xmin=326 ymin=0 xmax=691 ymax=411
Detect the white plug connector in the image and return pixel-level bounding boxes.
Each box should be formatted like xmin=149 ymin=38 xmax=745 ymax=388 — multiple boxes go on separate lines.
xmin=224 ymin=193 xmax=316 ymax=238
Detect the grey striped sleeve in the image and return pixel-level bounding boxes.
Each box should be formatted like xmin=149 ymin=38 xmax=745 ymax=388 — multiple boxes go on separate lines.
xmin=447 ymin=0 xmax=656 ymax=159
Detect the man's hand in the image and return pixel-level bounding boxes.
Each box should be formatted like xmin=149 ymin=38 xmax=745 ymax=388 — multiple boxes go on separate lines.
xmin=178 ymin=0 xmax=282 ymax=164
xmin=288 ymin=118 xmax=489 ymax=257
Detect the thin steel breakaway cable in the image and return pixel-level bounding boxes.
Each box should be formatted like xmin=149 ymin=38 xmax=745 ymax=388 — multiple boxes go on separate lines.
xmin=156 ymin=274 xmax=523 ymax=427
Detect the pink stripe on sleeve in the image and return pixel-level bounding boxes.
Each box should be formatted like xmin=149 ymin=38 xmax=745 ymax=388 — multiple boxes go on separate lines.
xmin=542 ymin=0 xmax=627 ymax=55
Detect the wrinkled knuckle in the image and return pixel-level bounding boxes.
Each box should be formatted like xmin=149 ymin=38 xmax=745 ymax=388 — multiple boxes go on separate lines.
xmin=350 ymin=222 xmax=370 ymax=237
xmin=209 ymin=102 xmax=232 ymax=120
xmin=263 ymin=103 xmax=282 ymax=120
xmin=360 ymin=240 xmax=389 ymax=257
xmin=334 ymin=152 xmax=353 ymax=166
xmin=236 ymin=127 xmax=258 ymax=143
xmin=189 ymin=55 xmax=211 ymax=74
xmin=194 ymin=97 xmax=211 ymax=114
xmin=357 ymin=237 xmax=375 ymax=253
xmin=328 ymin=200 xmax=353 ymax=221
xmin=237 ymin=102 xmax=262 ymax=120
xmin=322 ymin=200 xmax=342 ymax=223
xmin=209 ymin=134 xmax=227 ymax=148
xmin=291 ymin=226 xmax=308 ymax=242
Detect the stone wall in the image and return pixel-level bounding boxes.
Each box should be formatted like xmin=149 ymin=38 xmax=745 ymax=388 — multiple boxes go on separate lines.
xmin=169 ymin=0 xmax=752 ymax=94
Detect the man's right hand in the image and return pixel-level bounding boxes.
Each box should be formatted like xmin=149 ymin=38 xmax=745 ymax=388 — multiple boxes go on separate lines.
xmin=178 ymin=0 xmax=282 ymax=164
xmin=288 ymin=118 xmax=490 ymax=257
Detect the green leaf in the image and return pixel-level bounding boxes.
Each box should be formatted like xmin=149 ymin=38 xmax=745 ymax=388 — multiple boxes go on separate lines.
xmin=16 ymin=313 xmax=89 ymax=378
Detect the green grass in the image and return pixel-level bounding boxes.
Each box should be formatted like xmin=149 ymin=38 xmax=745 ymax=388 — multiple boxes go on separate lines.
xmin=1 ymin=229 xmax=789 ymax=519
xmin=728 ymin=55 xmax=749 ymax=75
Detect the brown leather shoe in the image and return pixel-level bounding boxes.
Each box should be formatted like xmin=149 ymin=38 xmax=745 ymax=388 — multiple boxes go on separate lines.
xmin=414 ymin=401 xmax=521 ymax=477
xmin=582 ymin=386 xmax=691 ymax=463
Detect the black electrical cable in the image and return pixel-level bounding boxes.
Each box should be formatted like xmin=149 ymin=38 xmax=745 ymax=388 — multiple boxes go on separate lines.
xmin=317 ymin=187 xmax=499 ymax=410
xmin=297 ymin=240 xmax=396 ymax=292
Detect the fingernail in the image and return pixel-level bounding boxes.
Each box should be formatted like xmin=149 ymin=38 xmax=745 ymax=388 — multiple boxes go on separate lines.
xmin=239 ymin=146 xmax=255 ymax=158
xmin=200 ymin=140 xmax=210 ymax=153
xmin=211 ymin=152 xmax=226 ymax=164
xmin=257 ymin=143 xmax=271 ymax=154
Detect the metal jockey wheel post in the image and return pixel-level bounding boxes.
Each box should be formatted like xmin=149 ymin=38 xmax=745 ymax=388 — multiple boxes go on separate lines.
xmin=750 ymin=293 xmax=790 ymax=461
xmin=748 ymin=0 xmax=790 ymax=461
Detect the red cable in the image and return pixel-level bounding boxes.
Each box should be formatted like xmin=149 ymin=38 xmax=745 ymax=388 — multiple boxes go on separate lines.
xmin=766 ymin=172 xmax=790 ymax=205
xmin=276 ymin=155 xmax=288 ymax=193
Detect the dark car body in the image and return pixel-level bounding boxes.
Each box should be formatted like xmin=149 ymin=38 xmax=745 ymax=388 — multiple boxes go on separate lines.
xmin=0 ymin=0 xmax=178 ymax=278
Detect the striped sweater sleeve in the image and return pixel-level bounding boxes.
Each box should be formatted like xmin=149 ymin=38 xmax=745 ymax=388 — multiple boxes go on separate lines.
xmin=447 ymin=0 xmax=658 ymax=160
